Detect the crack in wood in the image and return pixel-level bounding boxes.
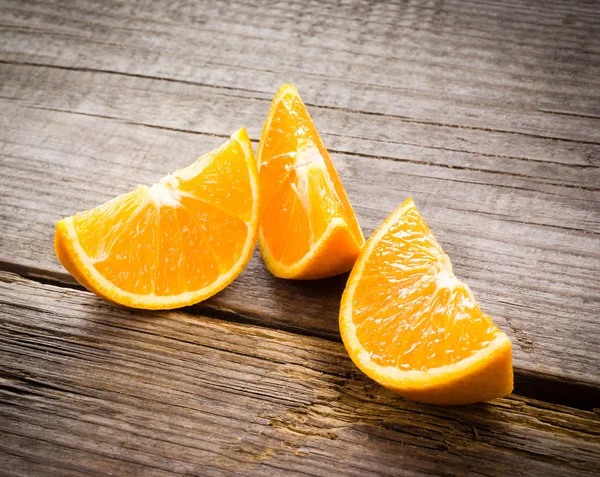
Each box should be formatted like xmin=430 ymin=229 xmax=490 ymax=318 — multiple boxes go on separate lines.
xmin=439 ymin=205 xmax=600 ymax=235
xmin=324 ymin=131 xmax=599 ymax=169
xmin=0 ymin=59 xmax=269 ymax=97
xmin=2 ymin=0 xmax=600 ymax=473
xmin=10 ymin=102 xmax=600 ymax=197
xmin=331 ymin=149 xmax=600 ymax=192
xmin=537 ymin=109 xmax=600 ymax=120
xmin=2 ymin=268 xmax=599 ymax=412
xmin=2 ymin=58 xmax=599 ymax=147
xmin=23 ymin=104 xmax=235 ymax=140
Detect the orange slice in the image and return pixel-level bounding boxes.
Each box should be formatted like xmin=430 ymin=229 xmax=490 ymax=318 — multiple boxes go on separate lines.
xmin=340 ymin=198 xmax=513 ymax=405
xmin=257 ymin=84 xmax=364 ymax=279
xmin=55 ymin=128 xmax=258 ymax=310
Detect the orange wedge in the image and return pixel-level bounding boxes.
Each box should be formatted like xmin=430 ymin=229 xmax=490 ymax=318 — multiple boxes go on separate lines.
xmin=340 ymin=198 xmax=513 ymax=405
xmin=55 ymin=128 xmax=258 ymax=310
xmin=257 ymin=84 xmax=364 ymax=279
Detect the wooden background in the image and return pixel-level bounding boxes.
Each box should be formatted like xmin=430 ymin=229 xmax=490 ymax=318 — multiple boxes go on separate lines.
xmin=1 ymin=0 xmax=599 ymax=475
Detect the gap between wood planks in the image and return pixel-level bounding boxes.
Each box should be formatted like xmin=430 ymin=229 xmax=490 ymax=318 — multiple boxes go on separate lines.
xmin=2 ymin=260 xmax=598 ymax=413
xmin=2 ymin=266 xmax=598 ymax=477
xmin=2 ymin=101 xmax=598 ymax=207
xmin=2 ymin=0 xmax=600 ymax=88
xmin=2 ymin=58 xmax=600 ymax=148
xmin=11 ymin=101 xmax=600 ymax=198
xmin=9 ymin=100 xmax=600 ymax=196
xmin=1 ymin=62 xmax=598 ymax=395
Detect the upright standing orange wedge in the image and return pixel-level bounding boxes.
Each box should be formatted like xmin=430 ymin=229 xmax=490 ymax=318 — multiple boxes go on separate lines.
xmin=257 ymin=84 xmax=365 ymax=279
xmin=55 ymin=128 xmax=259 ymax=310
xmin=340 ymin=198 xmax=513 ymax=405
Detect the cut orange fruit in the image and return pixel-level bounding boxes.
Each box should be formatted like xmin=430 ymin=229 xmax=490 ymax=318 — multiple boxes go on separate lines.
xmin=257 ymin=84 xmax=364 ymax=279
xmin=55 ymin=128 xmax=258 ymax=310
xmin=340 ymin=198 xmax=513 ymax=405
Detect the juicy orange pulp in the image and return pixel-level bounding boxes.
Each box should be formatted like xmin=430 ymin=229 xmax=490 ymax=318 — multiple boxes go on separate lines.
xmin=55 ymin=128 xmax=258 ymax=309
xmin=340 ymin=198 xmax=513 ymax=405
xmin=352 ymin=207 xmax=498 ymax=370
xmin=257 ymin=84 xmax=364 ymax=279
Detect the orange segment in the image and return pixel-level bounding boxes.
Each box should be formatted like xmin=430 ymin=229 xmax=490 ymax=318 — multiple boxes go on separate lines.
xmin=178 ymin=195 xmax=250 ymax=271
xmin=340 ymin=198 xmax=513 ymax=405
xmin=71 ymin=189 xmax=144 ymax=262
xmin=177 ymin=138 xmax=254 ymax=223
xmin=174 ymin=206 xmax=220 ymax=291
xmin=257 ymin=84 xmax=365 ymax=279
xmin=92 ymin=194 xmax=159 ymax=295
xmin=54 ymin=128 xmax=258 ymax=310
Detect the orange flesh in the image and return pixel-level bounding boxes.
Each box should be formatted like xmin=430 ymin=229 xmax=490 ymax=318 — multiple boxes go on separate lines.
xmin=259 ymin=89 xmax=363 ymax=266
xmin=71 ymin=139 xmax=252 ymax=297
xmin=352 ymin=206 xmax=499 ymax=371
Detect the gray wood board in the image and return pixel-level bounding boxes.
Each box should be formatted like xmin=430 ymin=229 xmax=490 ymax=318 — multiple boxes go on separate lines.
xmin=1 ymin=272 xmax=599 ymax=477
xmin=0 ymin=70 xmax=599 ymax=390
xmin=1 ymin=0 xmax=599 ymax=141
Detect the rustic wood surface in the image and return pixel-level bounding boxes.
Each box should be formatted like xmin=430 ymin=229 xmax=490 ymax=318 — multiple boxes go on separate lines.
xmin=1 ymin=272 xmax=599 ymax=477
xmin=1 ymin=0 xmax=599 ymax=475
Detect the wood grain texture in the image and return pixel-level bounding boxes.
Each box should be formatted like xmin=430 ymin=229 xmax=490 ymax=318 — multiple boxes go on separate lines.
xmin=1 ymin=0 xmax=599 ymax=142
xmin=0 ymin=70 xmax=599 ymax=391
xmin=1 ymin=271 xmax=599 ymax=477
xmin=2 ymin=0 xmax=600 ymax=473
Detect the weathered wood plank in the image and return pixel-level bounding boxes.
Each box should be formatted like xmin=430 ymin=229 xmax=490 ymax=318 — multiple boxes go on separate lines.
xmin=0 ymin=0 xmax=599 ymax=142
xmin=0 ymin=81 xmax=598 ymax=392
xmin=1 ymin=0 xmax=599 ymax=472
xmin=1 ymin=272 xmax=599 ymax=477
xmin=1 ymin=62 xmax=598 ymax=177
xmin=1 ymin=0 xmax=599 ymax=394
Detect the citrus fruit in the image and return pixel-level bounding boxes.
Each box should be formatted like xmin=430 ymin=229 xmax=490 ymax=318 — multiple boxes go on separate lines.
xmin=54 ymin=128 xmax=259 ymax=310
xmin=340 ymin=198 xmax=513 ymax=405
xmin=256 ymin=84 xmax=365 ymax=279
